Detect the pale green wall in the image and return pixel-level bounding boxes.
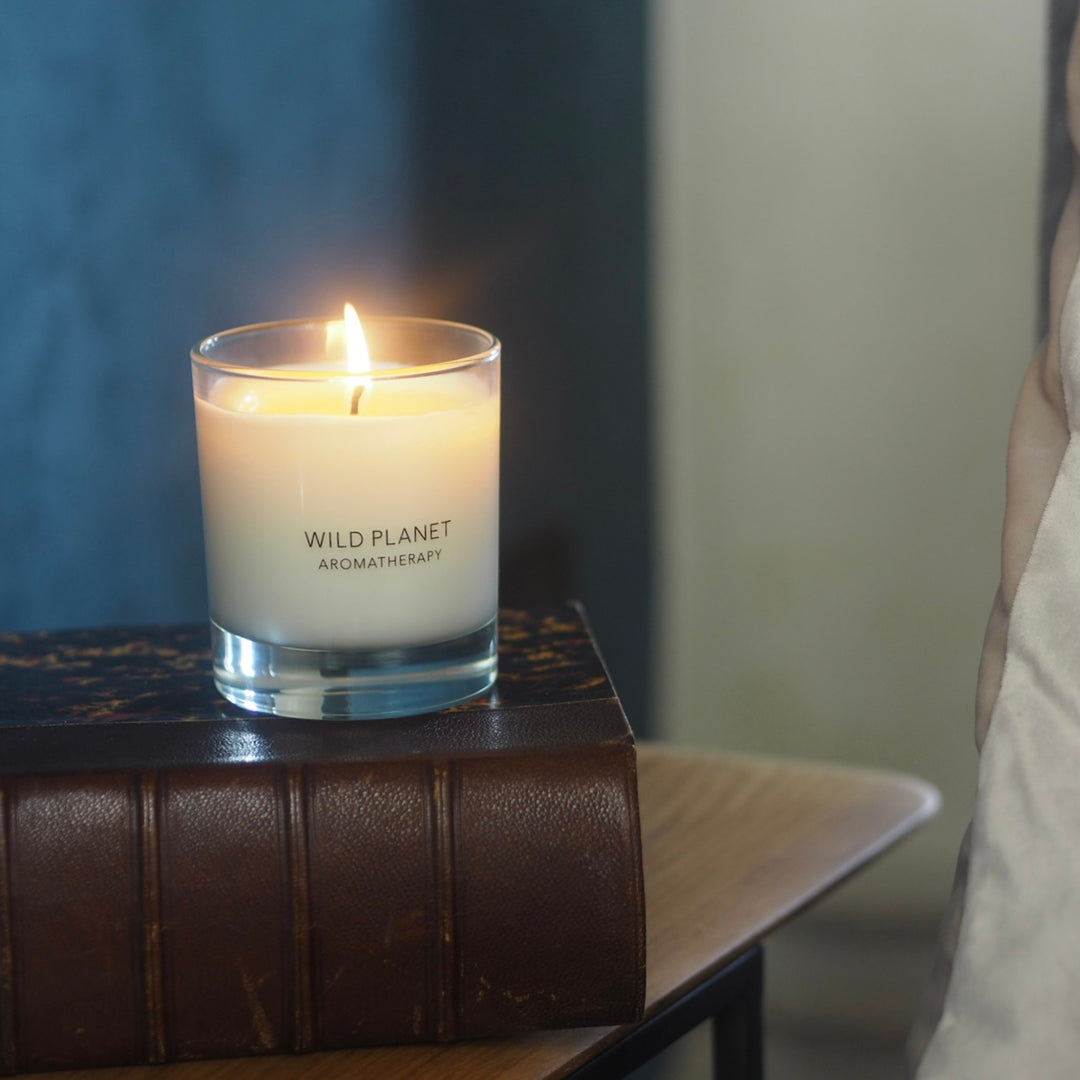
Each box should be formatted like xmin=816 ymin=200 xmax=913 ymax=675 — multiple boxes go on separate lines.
xmin=652 ymin=0 xmax=1044 ymax=919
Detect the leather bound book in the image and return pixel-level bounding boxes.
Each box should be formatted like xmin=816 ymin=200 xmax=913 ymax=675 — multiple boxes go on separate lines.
xmin=0 ymin=604 xmax=645 ymax=1074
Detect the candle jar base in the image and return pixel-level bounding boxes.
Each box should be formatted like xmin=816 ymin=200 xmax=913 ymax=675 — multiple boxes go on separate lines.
xmin=210 ymin=619 xmax=498 ymax=720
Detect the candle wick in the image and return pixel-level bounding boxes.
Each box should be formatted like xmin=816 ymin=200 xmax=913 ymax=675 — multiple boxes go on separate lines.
xmin=350 ymin=385 xmax=365 ymax=415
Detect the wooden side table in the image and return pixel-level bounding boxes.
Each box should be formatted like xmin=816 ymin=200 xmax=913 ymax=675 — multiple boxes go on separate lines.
xmin=37 ymin=746 xmax=937 ymax=1080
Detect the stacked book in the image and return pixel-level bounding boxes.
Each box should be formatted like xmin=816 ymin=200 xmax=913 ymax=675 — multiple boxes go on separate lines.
xmin=0 ymin=604 xmax=645 ymax=1073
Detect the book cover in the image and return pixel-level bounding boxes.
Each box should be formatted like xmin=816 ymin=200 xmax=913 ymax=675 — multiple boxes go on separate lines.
xmin=0 ymin=604 xmax=645 ymax=1073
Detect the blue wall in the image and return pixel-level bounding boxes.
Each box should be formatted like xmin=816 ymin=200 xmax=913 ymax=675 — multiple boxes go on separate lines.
xmin=0 ymin=1 xmax=414 ymax=630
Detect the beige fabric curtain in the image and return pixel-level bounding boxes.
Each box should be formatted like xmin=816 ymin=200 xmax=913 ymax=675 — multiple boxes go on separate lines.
xmin=912 ymin=17 xmax=1080 ymax=1077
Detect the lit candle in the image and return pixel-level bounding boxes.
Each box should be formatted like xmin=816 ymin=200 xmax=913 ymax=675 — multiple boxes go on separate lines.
xmin=191 ymin=311 xmax=500 ymax=719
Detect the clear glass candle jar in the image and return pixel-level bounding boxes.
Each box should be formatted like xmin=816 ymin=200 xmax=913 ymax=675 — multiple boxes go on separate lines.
xmin=191 ymin=315 xmax=500 ymax=720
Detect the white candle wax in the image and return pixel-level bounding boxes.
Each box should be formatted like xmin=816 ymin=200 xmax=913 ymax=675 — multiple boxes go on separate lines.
xmin=194 ymin=369 xmax=499 ymax=651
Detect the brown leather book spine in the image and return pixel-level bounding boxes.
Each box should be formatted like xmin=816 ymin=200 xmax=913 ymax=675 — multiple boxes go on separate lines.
xmin=0 ymin=740 xmax=644 ymax=1072
xmin=5 ymin=772 xmax=148 ymax=1072
xmin=0 ymin=607 xmax=646 ymax=1072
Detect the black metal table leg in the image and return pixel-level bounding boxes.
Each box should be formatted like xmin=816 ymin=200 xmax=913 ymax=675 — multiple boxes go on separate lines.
xmin=712 ymin=974 xmax=764 ymax=1080
xmin=567 ymin=945 xmax=765 ymax=1080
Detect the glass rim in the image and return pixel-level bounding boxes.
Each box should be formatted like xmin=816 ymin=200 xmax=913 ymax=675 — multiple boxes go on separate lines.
xmin=191 ymin=314 xmax=500 ymax=382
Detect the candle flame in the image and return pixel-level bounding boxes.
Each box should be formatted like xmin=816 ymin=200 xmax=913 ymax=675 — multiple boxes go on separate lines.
xmin=344 ymin=303 xmax=371 ymax=376
xmin=342 ymin=303 xmax=372 ymax=414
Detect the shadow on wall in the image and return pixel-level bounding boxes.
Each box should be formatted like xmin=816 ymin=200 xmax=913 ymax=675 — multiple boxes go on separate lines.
xmin=0 ymin=0 xmax=653 ymax=730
